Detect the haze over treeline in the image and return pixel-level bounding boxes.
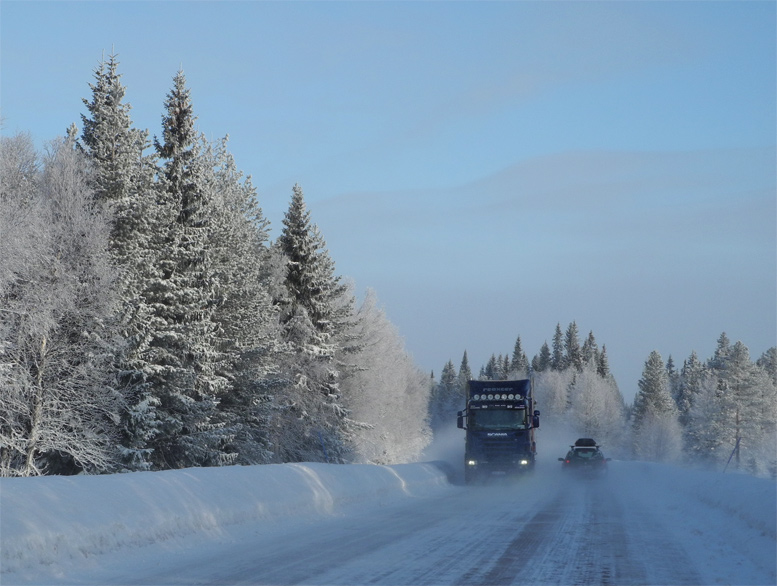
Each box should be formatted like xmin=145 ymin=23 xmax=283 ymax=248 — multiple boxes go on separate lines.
xmin=1 ymin=55 xmax=774 ymax=478
xmin=433 ymin=324 xmax=777 ymax=476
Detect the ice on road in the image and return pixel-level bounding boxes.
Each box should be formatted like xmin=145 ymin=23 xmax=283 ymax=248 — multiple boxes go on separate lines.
xmin=2 ymin=460 xmax=775 ymax=586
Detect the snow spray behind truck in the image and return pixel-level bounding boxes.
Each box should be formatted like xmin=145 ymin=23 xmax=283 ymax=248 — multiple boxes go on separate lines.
xmin=457 ymin=379 xmax=539 ymax=483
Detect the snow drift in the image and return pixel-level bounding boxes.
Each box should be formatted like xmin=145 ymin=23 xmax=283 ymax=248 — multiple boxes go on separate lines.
xmin=0 ymin=462 xmax=452 ymax=574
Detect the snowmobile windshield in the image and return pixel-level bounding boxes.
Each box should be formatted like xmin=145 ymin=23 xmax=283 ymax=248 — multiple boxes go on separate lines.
xmin=469 ymin=409 xmax=527 ymax=431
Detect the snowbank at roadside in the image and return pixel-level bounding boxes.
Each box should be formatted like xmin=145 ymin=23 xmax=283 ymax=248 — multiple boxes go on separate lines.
xmin=0 ymin=462 xmax=452 ymax=574
xmin=618 ymin=461 xmax=776 ymax=540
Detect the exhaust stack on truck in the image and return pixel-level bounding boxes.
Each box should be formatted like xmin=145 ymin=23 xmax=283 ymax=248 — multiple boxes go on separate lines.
xmin=457 ymin=379 xmax=539 ymax=483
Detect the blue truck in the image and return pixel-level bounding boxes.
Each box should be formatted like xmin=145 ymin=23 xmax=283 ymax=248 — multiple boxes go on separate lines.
xmin=456 ymin=379 xmax=540 ymax=483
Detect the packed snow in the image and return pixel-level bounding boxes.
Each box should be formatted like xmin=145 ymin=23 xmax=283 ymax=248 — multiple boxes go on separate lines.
xmin=1 ymin=455 xmax=775 ymax=585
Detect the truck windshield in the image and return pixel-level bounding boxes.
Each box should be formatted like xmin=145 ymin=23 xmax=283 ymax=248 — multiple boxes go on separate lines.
xmin=469 ymin=409 xmax=527 ymax=430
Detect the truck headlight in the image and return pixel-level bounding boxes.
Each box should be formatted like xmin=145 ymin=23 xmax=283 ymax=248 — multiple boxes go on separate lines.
xmin=467 ymin=460 xmax=477 ymax=466
xmin=519 ymin=459 xmax=529 ymax=465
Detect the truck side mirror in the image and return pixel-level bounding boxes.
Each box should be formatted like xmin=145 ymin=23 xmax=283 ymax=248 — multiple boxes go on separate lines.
xmin=457 ymin=411 xmax=465 ymax=429
xmin=533 ymin=415 xmax=540 ymax=428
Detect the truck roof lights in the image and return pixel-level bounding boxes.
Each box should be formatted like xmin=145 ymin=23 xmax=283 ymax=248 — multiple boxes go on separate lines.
xmin=470 ymin=393 xmax=524 ymax=402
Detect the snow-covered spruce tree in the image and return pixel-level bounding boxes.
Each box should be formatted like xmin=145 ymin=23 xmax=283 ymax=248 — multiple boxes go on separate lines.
xmin=564 ymin=321 xmax=583 ymax=372
xmin=682 ymin=359 xmax=726 ymax=465
xmin=676 ymin=351 xmax=705 ymax=429
xmin=509 ymin=337 xmax=529 ymax=378
xmin=597 ymin=344 xmax=611 ymax=378
xmin=340 ymin=289 xmax=431 ymax=464
xmin=202 ymin=136 xmax=280 ymax=465
xmin=482 ymin=354 xmax=498 ymax=380
xmin=78 ymin=52 xmax=161 ymax=470
xmin=632 ymin=350 xmax=682 ymax=462
xmin=707 ymin=339 xmax=775 ymax=475
xmin=551 ymin=323 xmax=564 ymax=371
xmin=0 ymin=135 xmax=124 ymax=476
xmin=757 ymin=347 xmax=777 ymax=387
xmin=457 ymin=350 xmax=473 ymax=393
xmin=272 ymin=184 xmax=356 ymax=463
xmin=666 ymin=355 xmax=681 ymax=403
xmin=429 ymin=359 xmax=460 ymax=432
xmin=581 ymin=331 xmax=599 ymax=371
xmin=143 ymin=70 xmax=230 ymax=469
xmin=531 ymin=341 xmax=551 ymax=373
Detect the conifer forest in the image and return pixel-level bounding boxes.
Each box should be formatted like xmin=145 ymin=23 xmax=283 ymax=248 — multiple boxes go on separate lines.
xmin=1 ymin=55 xmax=775 ymax=477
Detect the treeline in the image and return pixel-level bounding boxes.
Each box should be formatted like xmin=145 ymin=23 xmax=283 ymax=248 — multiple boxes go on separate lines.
xmin=431 ymin=324 xmax=776 ymax=476
xmin=0 ymin=54 xmax=431 ymax=476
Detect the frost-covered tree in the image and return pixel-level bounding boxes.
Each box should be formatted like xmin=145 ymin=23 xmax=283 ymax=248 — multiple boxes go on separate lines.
xmin=272 ymin=184 xmax=356 ymax=463
xmin=632 ymin=350 xmax=682 ymax=461
xmin=568 ymin=369 xmax=626 ymax=450
xmin=551 ymin=323 xmax=564 ymax=371
xmin=510 ymin=337 xmax=529 ymax=377
xmin=564 ymin=321 xmax=582 ymax=372
xmin=757 ymin=347 xmax=777 ymax=387
xmin=676 ymin=351 xmax=705 ymax=428
xmin=457 ymin=350 xmax=472 ymax=398
xmin=666 ymin=355 xmax=681 ymax=402
xmin=0 ymin=135 xmax=124 ymax=476
xmin=78 ymin=52 xmax=161 ymax=470
xmin=581 ymin=331 xmax=599 ymax=370
xmin=201 ymin=137 xmax=280 ymax=465
xmin=532 ymin=341 xmax=551 ymax=373
xmin=708 ymin=340 xmax=774 ymax=474
xmin=339 ymin=290 xmax=431 ymax=463
xmin=533 ymin=369 xmax=575 ymax=420
xmin=140 ymin=70 xmax=229 ymax=469
xmin=429 ymin=360 xmax=459 ymax=432
xmin=482 ymin=354 xmax=497 ymax=380
xmin=597 ymin=344 xmax=611 ymax=378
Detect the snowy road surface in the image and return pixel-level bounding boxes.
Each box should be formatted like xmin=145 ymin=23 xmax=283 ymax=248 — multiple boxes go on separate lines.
xmin=3 ymin=458 xmax=774 ymax=586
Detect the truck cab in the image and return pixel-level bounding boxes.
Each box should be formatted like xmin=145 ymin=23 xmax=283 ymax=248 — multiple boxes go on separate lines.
xmin=457 ymin=379 xmax=539 ymax=483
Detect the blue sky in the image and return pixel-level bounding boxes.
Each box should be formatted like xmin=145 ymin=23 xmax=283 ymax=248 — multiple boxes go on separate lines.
xmin=2 ymin=1 xmax=775 ymax=401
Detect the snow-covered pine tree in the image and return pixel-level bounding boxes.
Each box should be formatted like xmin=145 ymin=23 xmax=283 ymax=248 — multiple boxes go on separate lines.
xmin=551 ymin=323 xmax=564 ymax=371
xmin=666 ymin=356 xmax=681 ymax=402
xmin=429 ymin=359 xmax=459 ymax=432
xmin=532 ymin=341 xmax=551 ymax=373
xmin=201 ymin=136 xmax=280 ymax=465
xmin=685 ymin=369 xmax=730 ymax=466
xmin=273 ymin=184 xmax=356 ymax=463
xmin=457 ymin=351 xmax=472 ymax=393
xmin=676 ymin=351 xmax=705 ymax=428
xmin=564 ymin=321 xmax=582 ymax=372
xmin=632 ymin=350 xmax=682 ymax=461
xmin=757 ymin=347 xmax=777 ymax=387
xmin=78 ymin=52 xmax=161 ymax=470
xmin=483 ymin=354 xmax=498 ymax=380
xmin=581 ymin=331 xmax=599 ymax=371
xmin=144 ymin=70 xmax=229 ymax=469
xmin=709 ymin=340 xmax=772 ymax=474
xmin=501 ymin=355 xmax=510 ymax=380
xmin=509 ymin=337 xmax=529 ymax=377
xmin=708 ymin=332 xmax=731 ymax=372
xmin=597 ymin=344 xmax=610 ymax=378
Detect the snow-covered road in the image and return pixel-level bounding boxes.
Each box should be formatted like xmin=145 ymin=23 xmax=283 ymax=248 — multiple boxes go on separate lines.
xmin=3 ymin=456 xmax=774 ymax=586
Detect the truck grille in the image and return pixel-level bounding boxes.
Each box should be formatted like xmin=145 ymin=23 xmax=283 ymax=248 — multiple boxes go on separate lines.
xmin=481 ymin=436 xmax=522 ymax=464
